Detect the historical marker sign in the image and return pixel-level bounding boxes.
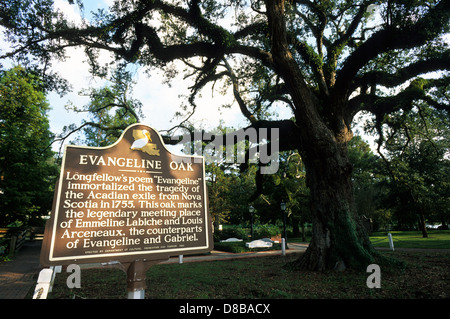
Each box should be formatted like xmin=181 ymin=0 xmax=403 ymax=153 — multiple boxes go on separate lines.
xmin=41 ymin=123 xmax=213 ymax=266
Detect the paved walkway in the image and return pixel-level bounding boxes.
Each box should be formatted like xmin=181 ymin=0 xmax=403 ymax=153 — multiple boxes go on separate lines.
xmin=0 ymin=241 xmax=42 ymax=299
xmin=165 ymin=242 xmax=307 ymax=264
xmin=0 ymin=240 xmax=308 ymax=299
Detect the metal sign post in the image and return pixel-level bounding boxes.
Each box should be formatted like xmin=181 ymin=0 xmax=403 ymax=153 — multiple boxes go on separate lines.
xmin=122 ymin=259 xmax=166 ymax=299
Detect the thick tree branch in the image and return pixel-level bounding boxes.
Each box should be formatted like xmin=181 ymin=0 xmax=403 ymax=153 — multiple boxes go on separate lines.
xmin=335 ymin=0 xmax=450 ymax=95
xmin=351 ymin=50 xmax=450 ymax=92
xmin=233 ymin=21 xmax=267 ymax=40
xmin=222 ymin=58 xmax=257 ymax=124
xmin=163 ymin=118 xmax=299 ymax=152
xmin=338 ymin=1 xmax=376 ymax=45
xmin=349 ymin=78 xmax=450 ymax=118
xmin=324 ymin=1 xmax=376 ymax=82
xmin=288 ymin=34 xmax=328 ymax=96
xmin=265 ymin=1 xmax=319 ymax=123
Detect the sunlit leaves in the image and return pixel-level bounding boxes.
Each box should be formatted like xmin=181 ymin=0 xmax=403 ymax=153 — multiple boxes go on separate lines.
xmin=0 ymin=66 xmax=58 ymax=225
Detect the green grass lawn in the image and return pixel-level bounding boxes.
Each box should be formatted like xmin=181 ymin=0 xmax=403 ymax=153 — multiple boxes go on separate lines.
xmin=34 ymin=230 xmax=449 ymax=300
xmin=43 ymin=250 xmax=449 ymax=299
xmin=369 ymin=230 xmax=450 ymax=249
xmin=213 ymin=230 xmax=450 ymax=252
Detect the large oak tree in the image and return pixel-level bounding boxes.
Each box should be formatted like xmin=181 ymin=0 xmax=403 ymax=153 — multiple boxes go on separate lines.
xmin=1 ymin=0 xmax=448 ymax=270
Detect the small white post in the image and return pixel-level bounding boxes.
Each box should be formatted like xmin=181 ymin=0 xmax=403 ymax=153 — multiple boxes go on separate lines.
xmin=388 ymin=233 xmax=395 ymax=251
xmin=281 ymin=238 xmax=286 ymax=256
xmin=33 ymin=268 xmax=54 ymax=299
xmin=127 ymin=289 xmax=145 ymax=299
xmin=179 ymin=255 xmax=183 ymax=264
xmin=49 ymin=265 xmax=62 ymax=292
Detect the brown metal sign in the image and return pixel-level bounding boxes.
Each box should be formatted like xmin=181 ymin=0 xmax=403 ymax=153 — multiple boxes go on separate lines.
xmin=41 ymin=123 xmax=213 ymax=266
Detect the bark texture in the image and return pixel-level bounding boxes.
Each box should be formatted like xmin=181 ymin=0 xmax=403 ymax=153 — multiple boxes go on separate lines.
xmin=298 ymin=143 xmax=377 ymax=271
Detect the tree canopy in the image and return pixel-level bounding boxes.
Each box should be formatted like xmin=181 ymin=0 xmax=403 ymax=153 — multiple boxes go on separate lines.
xmin=2 ymin=1 xmax=448 ymax=130
xmin=0 ymin=66 xmax=58 ymax=226
xmin=374 ymin=102 xmax=450 ymax=234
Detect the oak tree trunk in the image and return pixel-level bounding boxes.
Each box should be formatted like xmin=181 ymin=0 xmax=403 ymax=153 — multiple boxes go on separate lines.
xmin=294 ymin=140 xmax=378 ymax=271
xmin=266 ymin=0 xmax=382 ymax=271
xmin=284 ymin=102 xmax=381 ymax=271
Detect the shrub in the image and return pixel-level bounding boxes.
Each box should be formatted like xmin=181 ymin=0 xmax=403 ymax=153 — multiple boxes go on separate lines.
xmin=213 ymin=241 xmax=282 ymax=253
xmin=214 ymin=226 xmax=248 ymax=241
xmin=253 ymin=224 xmax=281 ymax=239
xmin=213 ymin=241 xmax=249 ymax=253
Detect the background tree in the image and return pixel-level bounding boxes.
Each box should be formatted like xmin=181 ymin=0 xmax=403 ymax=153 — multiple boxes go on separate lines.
xmin=0 ymin=66 xmax=58 ymax=226
xmin=56 ymin=68 xmax=143 ymax=149
xmin=1 ymin=0 xmax=448 ymax=270
xmin=189 ymin=124 xmax=258 ymax=229
xmin=251 ymin=151 xmax=310 ymax=239
xmin=369 ymin=101 xmax=450 ymax=236
xmin=347 ymin=135 xmax=383 ymax=226
xmin=207 ymin=162 xmax=235 ymax=230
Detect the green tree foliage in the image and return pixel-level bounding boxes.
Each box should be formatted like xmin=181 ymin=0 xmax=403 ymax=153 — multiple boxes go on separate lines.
xmin=187 ymin=125 xmax=257 ymax=227
xmin=207 ymin=161 xmax=257 ymax=227
xmin=204 ymin=140 xmax=312 ymax=239
xmin=372 ymin=102 xmax=450 ymax=234
xmin=252 ymin=151 xmax=310 ymax=237
xmin=0 ymin=66 xmax=58 ymax=226
xmin=59 ymin=69 xmax=143 ymax=147
xmin=348 ymin=136 xmax=383 ymax=221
